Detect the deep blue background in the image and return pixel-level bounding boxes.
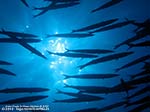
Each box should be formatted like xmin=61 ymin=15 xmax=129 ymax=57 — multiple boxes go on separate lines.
xmin=0 ymin=0 xmax=150 ymax=112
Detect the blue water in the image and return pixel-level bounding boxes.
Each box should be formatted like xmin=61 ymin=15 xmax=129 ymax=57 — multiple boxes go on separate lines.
xmin=0 ymin=0 xmax=150 ymax=112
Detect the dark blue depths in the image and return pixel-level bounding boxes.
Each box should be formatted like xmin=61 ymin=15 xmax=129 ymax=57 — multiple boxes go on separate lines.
xmin=0 ymin=0 xmax=150 ymax=112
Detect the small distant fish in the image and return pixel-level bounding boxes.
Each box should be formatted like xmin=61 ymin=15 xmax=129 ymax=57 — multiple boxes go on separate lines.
xmin=46 ymin=33 xmax=94 ymax=38
xmin=0 ymin=38 xmax=42 ymax=43
xmin=0 ymin=60 xmax=13 ymax=65
xmin=127 ymin=86 xmax=149 ymax=99
xmin=128 ymin=102 xmax=150 ymax=112
xmin=128 ymin=18 xmax=150 ymax=32
xmin=63 ymin=73 xmax=119 ymax=79
xmin=0 ymin=29 xmax=38 ymax=38
xmin=125 ymin=96 xmax=150 ymax=107
xmin=64 ymin=84 xmax=111 ymax=94
xmin=0 ymin=95 xmax=48 ymax=104
xmin=65 ymin=48 xmax=113 ymax=54
xmin=64 ymin=83 xmax=135 ymax=94
xmin=116 ymin=55 xmax=150 ymax=72
xmin=91 ymin=0 xmax=123 ymax=13
xmin=91 ymin=20 xmax=134 ymax=33
xmin=0 ymin=68 xmax=16 ymax=76
xmin=130 ymin=69 xmax=150 ymax=79
xmin=72 ymin=18 xmax=118 ymax=32
xmin=33 ymin=2 xmax=80 ymax=18
xmin=127 ymin=41 xmax=150 ymax=49
xmin=78 ymin=52 xmax=133 ymax=69
xmin=57 ymin=89 xmax=101 ymax=99
xmin=97 ymin=101 xmax=127 ymax=112
xmin=54 ymin=95 xmax=104 ymax=103
xmin=47 ymin=50 xmax=98 ymax=58
xmin=110 ymin=80 xmax=136 ymax=94
xmin=128 ymin=76 xmax=150 ymax=86
xmin=0 ymin=87 xmax=50 ymax=93
xmin=114 ymin=27 xmax=150 ymax=49
xmin=20 ymin=0 xmax=29 ymax=8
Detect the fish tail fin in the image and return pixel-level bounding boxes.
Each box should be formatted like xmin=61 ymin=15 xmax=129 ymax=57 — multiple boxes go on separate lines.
xmin=78 ymin=90 xmax=84 ymax=94
xmin=91 ymin=9 xmax=97 ymax=13
xmin=53 ymin=99 xmax=59 ymax=103
xmin=72 ymin=30 xmax=76 ymax=33
xmin=126 ymin=43 xmax=133 ymax=50
xmin=56 ymin=89 xmax=62 ymax=94
xmin=63 ymin=83 xmax=71 ymax=88
xmin=77 ymin=65 xmax=85 ymax=70
xmin=32 ymin=7 xmax=38 ymax=10
xmin=63 ymin=74 xmax=70 ymax=79
xmin=124 ymin=18 xmax=135 ymax=23
xmin=33 ymin=14 xmax=39 ymax=18
xmin=46 ymin=34 xmax=52 ymax=38
xmin=47 ymin=50 xmax=53 ymax=55
xmin=65 ymin=48 xmax=70 ymax=52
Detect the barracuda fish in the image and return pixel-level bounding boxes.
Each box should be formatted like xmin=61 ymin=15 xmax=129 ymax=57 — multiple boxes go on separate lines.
xmin=127 ymin=86 xmax=149 ymax=99
xmin=97 ymin=101 xmax=127 ymax=112
xmin=0 ymin=87 xmax=50 ymax=93
xmin=114 ymin=27 xmax=150 ymax=49
xmin=72 ymin=18 xmax=118 ymax=32
xmin=125 ymin=96 xmax=150 ymax=107
xmin=64 ymin=83 xmax=135 ymax=94
xmin=65 ymin=48 xmax=113 ymax=54
xmin=0 ymin=29 xmax=38 ymax=38
xmin=47 ymin=33 xmax=94 ymax=38
xmin=0 ymin=95 xmax=48 ymax=104
xmin=128 ymin=102 xmax=150 ymax=112
xmin=78 ymin=52 xmax=133 ymax=69
xmin=0 ymin=38 xmax=41 ymax=43
xmin=116 ymin=55 xmax=150 ymax=72
xmin=91 ymin=0 xmax=123 ymax=13
xmin=127 ymin=76 xmax=150 ymax=86
xmin=53 ymin=95 xmax=104 ymax=103
xmin=33 ymin=2 xmax=80 ymax=18
xmin=91 ymin=20 xmax=134 ymax=33
xmin=56 ymin=89 xmax=102 ymax=99
xmin=64 ymin=84 xmax=111 ymax=94
xmin=20 ymin=0 xmax=29 ymax=8
xmin=47 ymin=50 xmax=98 ymax=58
xmin=63 ymin=73 xmax=119 ymax=79
xmin=130 ymin=69 xmax=150 ymax=79
xmin=127 ymin=41 xmax=150 ymax=48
